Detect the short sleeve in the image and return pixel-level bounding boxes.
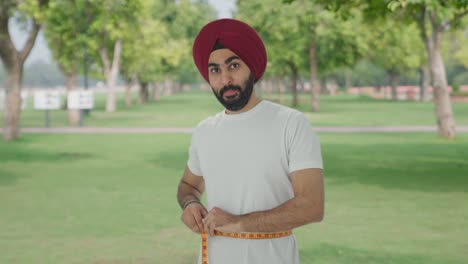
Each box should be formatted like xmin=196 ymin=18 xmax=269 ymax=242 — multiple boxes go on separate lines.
xmin=187 ymin=127 xmax=203 ymax=176
xmin=286 ymin=112 xmax=323 ymax=173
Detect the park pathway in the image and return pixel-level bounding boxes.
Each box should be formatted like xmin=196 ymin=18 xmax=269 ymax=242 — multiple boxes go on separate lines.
xmin=2 ymin=126 xmax=468 ymax=134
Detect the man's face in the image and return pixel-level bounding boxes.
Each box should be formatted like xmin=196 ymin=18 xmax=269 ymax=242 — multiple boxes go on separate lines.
xmin=208 ymin=49 xmax=254 ymax=111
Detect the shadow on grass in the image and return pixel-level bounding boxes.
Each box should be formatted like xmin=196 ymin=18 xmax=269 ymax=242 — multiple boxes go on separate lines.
xmin=300 ymin=243 xmax=462 ymax=264
xmin=323 ymin=141 xmax=468 ymax=193
xmin=0 ymin=169 xmax=22 ymax=186
xmin=0 ymin=146 xmax=95 ymax=163
xmin=0 ymin=146 xmax=95 ymax=186
xmin=150 ymin=150 xmax=188 ymax=171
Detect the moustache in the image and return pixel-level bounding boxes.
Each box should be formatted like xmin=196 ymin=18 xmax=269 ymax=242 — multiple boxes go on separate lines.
xmin=220 ymin=85 xmax=241 ymax=97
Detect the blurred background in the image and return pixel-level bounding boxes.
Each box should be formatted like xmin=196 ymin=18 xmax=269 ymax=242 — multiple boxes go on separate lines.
xmin=1 ymin=0 xmax=467 ymax=263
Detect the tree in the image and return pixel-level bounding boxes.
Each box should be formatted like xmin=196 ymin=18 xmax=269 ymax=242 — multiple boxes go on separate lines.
xmin=119 ymin=0 xmax=173 ymax=105
xmin=44 ymin=0 xmax=90 ymax=125
xmin=299 ymin=0 xmax=468 ymax=138
xmin=367 ymin=19 xmax=423 ymax=100
xmin=237 ymin=0 xmax=366 ymax=110
xmin=237 ymin=0 xmax=307 ymax=107
xmin=85 ymin=0 xmax=142 ymax=113
xmin=0 ymin=0 xmax=49 ymax=141
xmin=155 ymin=0 xmax=216 ymax=95
xmin=400 ymin=0 xmax=466 ymax=138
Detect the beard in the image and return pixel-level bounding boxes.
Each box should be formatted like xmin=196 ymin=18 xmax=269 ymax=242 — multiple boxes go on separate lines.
xmin=211 ymin=73 xmax=255 ymax=111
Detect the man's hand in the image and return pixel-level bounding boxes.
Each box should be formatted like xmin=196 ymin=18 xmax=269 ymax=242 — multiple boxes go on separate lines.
xmin=181 ymin=202 xmax=208 ymax=234
xmin=202 ymin=207 xmax=241 ymax=236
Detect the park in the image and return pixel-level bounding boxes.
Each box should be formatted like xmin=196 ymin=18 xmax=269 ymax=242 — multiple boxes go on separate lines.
xmin=1 ymin=0 xmax=468 ymax=263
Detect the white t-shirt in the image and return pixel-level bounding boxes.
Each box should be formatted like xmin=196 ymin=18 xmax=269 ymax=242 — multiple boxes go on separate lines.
xmin=187 ymin=100 xmax=323 ymax=264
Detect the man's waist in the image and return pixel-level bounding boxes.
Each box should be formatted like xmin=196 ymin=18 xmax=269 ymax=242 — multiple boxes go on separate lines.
xmin=209 ymin=230 xmax=292 ymax=239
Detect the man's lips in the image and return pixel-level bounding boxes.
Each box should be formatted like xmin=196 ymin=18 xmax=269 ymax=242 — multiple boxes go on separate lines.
xmin=223 ymin=89 xmax=238 ymax=97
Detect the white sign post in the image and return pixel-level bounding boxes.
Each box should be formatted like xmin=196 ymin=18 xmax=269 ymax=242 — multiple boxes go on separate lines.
xmin=34 ymin=90 xmax=61 ymax=127
xmin=68 ymin=90 xmax=94 ymax=126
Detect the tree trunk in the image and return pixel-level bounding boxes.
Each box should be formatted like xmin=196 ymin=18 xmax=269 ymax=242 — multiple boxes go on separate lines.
xmin=0 ymin=11 xmax=41 ymax=140
xmin=288 ymin=62 xmax=298 ymax=107
xmin=430 ymin=31 xmax=456 ymax=138
xmin=320 ymin=78 xmax=327 ymax=95
xmin=139 ymin=82 xmax=149 ymax=104
xmin=64 ymin=72 xmax=80 ymax=126
xmin=152 ymin=82 xmax=161 ymax=102
xmin=174 ymin=82 xmax=181 ymax=94
xmin=345 ymin=69 xmax=352 ymax=91
xmin=418 ymin=8 xmax=456 ymax=138
xmin=418 ymin=64 xmax=430 ymax=102
xmin=428 ymin=13 xmax=456 ymax=138
xmin=389 ymin=71 xmax=399 ymax=101
xmin=278 ymin=78 xmax=286 ymax=104
xmin=124 ymin=81 xmax=133 ymax=107
xmin=309 ymin=41 xmax=320 ymax=112
xmin=164 ymin=79 xmax=173 ymax=96
xmin=99 ymin=39 xmax=122 ymax=113
xmin=3 ymin=65 xmax=23 ymax=140
xmin=124 ymin=73 xmax=135 ymax=107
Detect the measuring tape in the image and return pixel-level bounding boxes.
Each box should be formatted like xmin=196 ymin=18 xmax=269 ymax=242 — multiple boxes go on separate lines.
xmin=201 ymin=230 xmax=292 ymax=264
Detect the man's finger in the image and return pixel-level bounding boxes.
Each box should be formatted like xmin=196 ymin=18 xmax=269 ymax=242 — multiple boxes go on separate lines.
xmin=201 ymin=208 xmax=208 ymax=218
xmin=193 ymin=210 xmax=204 ymax=232
xmin=203 ymin=219 xmax=210 ymax=234
xmin=209 ymin=221 xmax=216 ymax=236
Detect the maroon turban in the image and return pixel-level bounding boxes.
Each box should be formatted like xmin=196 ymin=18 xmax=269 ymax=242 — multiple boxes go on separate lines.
xmin=192 ymin=18 xmax=267 ymax=83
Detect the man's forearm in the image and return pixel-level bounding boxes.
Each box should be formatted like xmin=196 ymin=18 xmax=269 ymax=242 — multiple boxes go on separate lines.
xmin=177 ymin=180 xmax=203 ymax=209
xmin=238 ymin=196 xmax=323 ymax=233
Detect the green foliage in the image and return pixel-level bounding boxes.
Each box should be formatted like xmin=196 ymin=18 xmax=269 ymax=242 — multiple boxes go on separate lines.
xmin=44 ymin=0 xmax=87 ymax=75
xmin=237 ymin=0 xmax=306 ymax=77
xmin=119 ymin=0 xmax=216 ymax=84
xmin=367 ymin=19 xmax=423 ymax=76
xmin=451 ymin=25 xmax=468 ymax=68
xmin=237 ymin=0 xmax=367 ymax=78
xmin=347 ymin=59 xmax=388 ymax=86
xmin=452 ymin=71 xmax=468 ymax=89
xmin=16 ymin=0 xmax=50 ymax=23
xmin=43 ymin=0 xmax=143 ymax=81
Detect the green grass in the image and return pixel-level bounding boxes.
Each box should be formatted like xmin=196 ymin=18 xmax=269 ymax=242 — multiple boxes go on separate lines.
xmin=4 ymin=89 xmax=468 ymax=127
xmin=1 ymin=133 xmax=467 ymax=263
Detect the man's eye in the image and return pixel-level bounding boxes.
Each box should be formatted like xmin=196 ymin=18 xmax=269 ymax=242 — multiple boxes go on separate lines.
xmin=229 ymin=63 xmax=239 ymax=69
xmin=209 ymin=68 xmax=220 ymax=73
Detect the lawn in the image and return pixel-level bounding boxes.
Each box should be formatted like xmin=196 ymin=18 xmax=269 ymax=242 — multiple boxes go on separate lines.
xmin=3 ymin=89 xmax=468 ymax=128
xmin=1 ymin=133 xmax=467 ymax=263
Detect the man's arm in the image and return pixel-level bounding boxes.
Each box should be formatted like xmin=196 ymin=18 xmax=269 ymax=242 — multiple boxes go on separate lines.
xmin=203 ymin=168 xmax=323 ymax=235
xmin=177 ymin=165 xmax=208 ymax=234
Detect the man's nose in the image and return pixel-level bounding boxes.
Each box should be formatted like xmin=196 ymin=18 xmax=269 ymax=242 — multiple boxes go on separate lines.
xmin=220 ymin=71 xmax=233 ymax=86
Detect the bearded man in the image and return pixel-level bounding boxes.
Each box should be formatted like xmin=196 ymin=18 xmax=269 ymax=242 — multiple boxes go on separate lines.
xmin=177 ymin=18 xmax=324 ymax=264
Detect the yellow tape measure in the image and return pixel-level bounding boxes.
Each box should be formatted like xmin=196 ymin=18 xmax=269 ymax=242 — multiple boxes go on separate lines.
xmin=201 ymin=230 xmax=292 ymax=264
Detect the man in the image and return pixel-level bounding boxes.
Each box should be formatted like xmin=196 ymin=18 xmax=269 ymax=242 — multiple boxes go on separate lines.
xmin=177 ymin=18 xmax=324 ymax=264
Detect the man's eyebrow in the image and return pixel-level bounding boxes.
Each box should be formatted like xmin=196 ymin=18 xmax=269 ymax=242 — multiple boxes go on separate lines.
xmin=207 ymin=56 xmax=241 ymax=68
xmin=224 ymin=56 xmax=241 ymax=64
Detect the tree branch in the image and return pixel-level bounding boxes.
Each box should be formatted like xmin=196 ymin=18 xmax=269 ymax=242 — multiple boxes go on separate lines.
xmin=443 ymin=9 xmax=468 ymax=29
xmin=18 ymin=19 xmax=41 ymax=64
xmin=416 ymin=6 xmax=429 ymax=47
xmin=111 ymin=39 xmax=122 ymax=74
xmin=0 ymin=2 xmax=20 ymax=67
xmin=99 ymin=47 xmax=111 ymax=79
